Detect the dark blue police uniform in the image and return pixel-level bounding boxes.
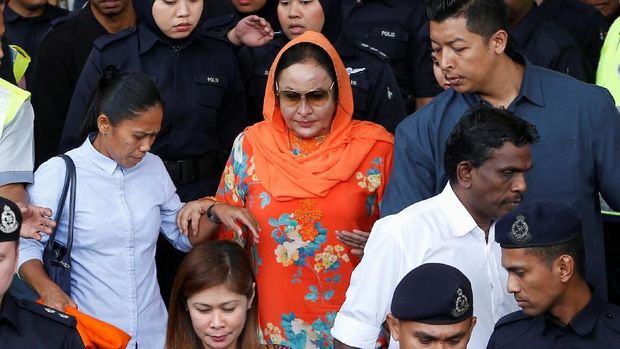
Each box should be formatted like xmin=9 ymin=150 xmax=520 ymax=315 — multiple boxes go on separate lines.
xmin=0 ymin=294 xmax=86 ymax=349
xmin=31 ymin=6 xmax=109 ymax=167
xmin=60 ymin=1 xmax=248 ymax=201
xmin=538 ymin=0 xmax=608 ymax=82
xmin=488 ymin=293 xmax=620 ymax=348
xmin=3 ymin=4 xmax=68 ymax=85
xmin=239 ymin=0 xmax=406 ymax=133
xmin=341 ymin=0 xmax=442 ymax=108
xmin=510 ymin=4 xmax=585 ymax=80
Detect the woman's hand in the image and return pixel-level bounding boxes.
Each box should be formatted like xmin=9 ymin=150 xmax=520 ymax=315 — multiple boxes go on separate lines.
xmin=227 ymin=15 xmax=275 ymax=47
xmin=17 ymin=203 xmax=55 ymax=241
xmin=177 ymin=200 xmax=211 ymax=236
xmin=211 ymin=203 xmax=260 ymax=244
xmin=40 ymin=285 xmax=77 ymax=311
xmin=336 ymin=229 xmax=370 ymax=256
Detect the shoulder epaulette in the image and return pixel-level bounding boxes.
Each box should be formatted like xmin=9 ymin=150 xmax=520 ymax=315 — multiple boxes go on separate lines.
xmin=93 ymin=26 xmax=137 ymax=50
xmin=494 ymin=310 xmax=530 ymax=329
xmin=16 ymin=299 xmax=78 ymax=328
xmin=353 ymin=41 xmax=390 ymax=62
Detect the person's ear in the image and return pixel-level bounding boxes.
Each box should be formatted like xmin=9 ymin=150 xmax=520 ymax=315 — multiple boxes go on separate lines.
xmin=457 ymin=161 xmax=474 ymax=189
xmin=97 ymin=114 xmax=111 ymax=135
xmin=490 ymin=30 xmax=508 ymax=55
xmin=556 ymin=255 xmax=575 ymax=283
xmin=248 ymin=282 xmax=256 ymax=310
xmin=386 ymin=314 xmax=401 ymax=341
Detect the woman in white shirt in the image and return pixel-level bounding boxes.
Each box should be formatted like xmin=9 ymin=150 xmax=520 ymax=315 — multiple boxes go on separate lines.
xmin=18 ymin=72 xmax=218 ymax=348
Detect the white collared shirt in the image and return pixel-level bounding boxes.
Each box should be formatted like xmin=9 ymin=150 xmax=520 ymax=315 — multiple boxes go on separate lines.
xmin=331 ymin=184 xmax=518 ymax=349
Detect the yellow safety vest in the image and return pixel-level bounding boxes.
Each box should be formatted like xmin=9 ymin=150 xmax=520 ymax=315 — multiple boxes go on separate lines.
xmin=0 ymin=78 xmax=31 ymax=138
xmin=9 ymin=44 xmax=31 ymax=85
xmin=596 ymin=17 xmax=620 ymax=105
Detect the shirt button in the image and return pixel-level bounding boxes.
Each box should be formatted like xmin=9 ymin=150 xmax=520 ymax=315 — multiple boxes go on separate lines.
xmin=608 ymin=313 xmax=614 ymax=319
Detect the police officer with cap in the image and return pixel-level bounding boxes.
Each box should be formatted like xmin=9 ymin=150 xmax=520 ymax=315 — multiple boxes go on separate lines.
xmin=386 ymin=263 xmax=477 ymax=349
xmin=0 ymin=197 xmax=85 ymax=348
xmin=488 ymin=202 xmax=620 ymax=348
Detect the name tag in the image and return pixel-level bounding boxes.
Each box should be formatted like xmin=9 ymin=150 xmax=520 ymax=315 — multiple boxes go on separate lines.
xmin=381 ymin=30 xmax=396 ymax=38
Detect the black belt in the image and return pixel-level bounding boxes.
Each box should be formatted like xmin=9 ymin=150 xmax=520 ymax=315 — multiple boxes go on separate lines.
xmin=163 ymin=151 xmax=228 ymax=186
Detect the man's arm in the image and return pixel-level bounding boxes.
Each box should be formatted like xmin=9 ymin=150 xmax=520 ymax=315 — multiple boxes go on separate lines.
xmin=0 ymin=183 xmax=27 ymax=203
xmin=334 ymin=339 xmax=359 ymax=349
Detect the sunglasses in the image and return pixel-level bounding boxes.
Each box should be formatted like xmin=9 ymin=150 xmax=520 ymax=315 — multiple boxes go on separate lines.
xmin=275 ymin=81 xmax=335 ymax=107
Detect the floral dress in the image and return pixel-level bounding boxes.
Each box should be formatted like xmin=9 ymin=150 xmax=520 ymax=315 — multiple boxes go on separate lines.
xmin=215 ymin=132 xmax=392 ymax=349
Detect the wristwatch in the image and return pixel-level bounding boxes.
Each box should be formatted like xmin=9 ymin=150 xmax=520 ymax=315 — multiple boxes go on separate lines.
xmin=207 ymin=202 xmax=222 ymax=224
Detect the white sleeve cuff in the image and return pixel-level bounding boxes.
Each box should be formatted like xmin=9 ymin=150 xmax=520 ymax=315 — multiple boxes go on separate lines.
xmin=331 ymin=312 xmax=382 ymax=349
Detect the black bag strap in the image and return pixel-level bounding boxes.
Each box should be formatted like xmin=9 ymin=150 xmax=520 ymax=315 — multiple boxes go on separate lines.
xmin=44 ymin=154 xmax=76 ymax=257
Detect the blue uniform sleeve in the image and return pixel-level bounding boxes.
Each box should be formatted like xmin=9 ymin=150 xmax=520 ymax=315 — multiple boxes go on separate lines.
xmin=366 ymin=62 xmax=407 ymax=133
xmin=217 ymin=55 xmax=248 ymax=151
xmin=60 ymin=48 xmax=103 ymax=153
xmin=595 ymin=94 xmax=620 ymax=210
xmin=381 ymin=118 xmax=436 ymax=216
xmin=550 ymin=36 xmax=587 ymax=81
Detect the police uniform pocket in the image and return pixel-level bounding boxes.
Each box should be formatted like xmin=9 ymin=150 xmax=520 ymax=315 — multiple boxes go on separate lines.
xmin=367 ymin=27 xmax=409 ymax=60
xmin=194 ymin=73 xmax=228 ymax=108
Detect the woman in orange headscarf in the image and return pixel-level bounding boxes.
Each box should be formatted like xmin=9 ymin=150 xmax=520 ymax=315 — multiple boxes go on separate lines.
xmin=178 ymin=31 xmax=393 ymax=348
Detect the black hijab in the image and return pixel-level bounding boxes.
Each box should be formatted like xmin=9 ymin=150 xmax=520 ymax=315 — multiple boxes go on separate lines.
xmin=133 ymin=0 xmax=207 ymax=44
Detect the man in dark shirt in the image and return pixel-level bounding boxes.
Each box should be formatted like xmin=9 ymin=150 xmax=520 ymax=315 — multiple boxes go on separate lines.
xmin=0 ymin=197 xmax=85 ymax=348
xmin=505 ymin=0 xmax=585 ymax=80
xmin=382 ymin=0 xmax=620 ymax=300
xmin=488 ymin=202 xmax=620 ymax=348
xmin=3 ymin=0 xmax=67 ymax=86
xmin=341 ymin=0 xmax=443 ymax=111
xmin=31 ymin=0 xmax=135 ymax=166
xmin=537 ymin=0 xmax=607 ymax=82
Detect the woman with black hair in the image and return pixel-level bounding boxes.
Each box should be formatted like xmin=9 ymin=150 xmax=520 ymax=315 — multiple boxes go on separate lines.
xmin=19 ymin=72 xmax=215 ymax=349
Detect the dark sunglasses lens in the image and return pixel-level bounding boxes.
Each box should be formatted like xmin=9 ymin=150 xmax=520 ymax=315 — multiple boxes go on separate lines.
xmin=280 ymin=91 xmax=302 ymax=104
xmin=306 ymin=90 xmax=330 ymax=104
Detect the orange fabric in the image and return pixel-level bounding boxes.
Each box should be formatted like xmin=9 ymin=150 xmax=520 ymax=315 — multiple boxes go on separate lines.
xmin=245 ymin=31 xmax=394 ymax=201
xmin=36 ymin=300 xmax=131 ymax=349
xmin=214 ymin=31 xmax=394 ymax=346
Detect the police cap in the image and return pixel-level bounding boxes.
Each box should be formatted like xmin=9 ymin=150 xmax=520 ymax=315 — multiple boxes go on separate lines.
xmin=0 ymin=197 xmax=21 ymax=242
xmin=495 ymin=202 xmax=581 ymax=248
xmin=391 ymin=263 xmax=473 ymax=324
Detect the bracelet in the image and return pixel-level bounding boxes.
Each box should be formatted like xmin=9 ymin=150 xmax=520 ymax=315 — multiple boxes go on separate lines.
xmin=206 ymin=201 xmax=222 ymax=224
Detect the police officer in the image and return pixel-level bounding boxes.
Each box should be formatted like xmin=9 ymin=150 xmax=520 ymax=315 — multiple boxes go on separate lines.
xmin=0 ymin=197 xmax=85 ymax=348
xmin=58 ymin=0 xmax=248 ymax=304
xmin=341 ymin=0 xmax=442 ymax=111
xmin=505 ymin=0 xmax=586 ymax=80
xmin=239 ymin=0 xmax=407 ymax=133
xmin=537 ymin=0 xmax=608 ymax=82
xmin=386 ymin=263 xmax=477 ymax=349
xmin=488 ymin=202 xmax=620 ymax=348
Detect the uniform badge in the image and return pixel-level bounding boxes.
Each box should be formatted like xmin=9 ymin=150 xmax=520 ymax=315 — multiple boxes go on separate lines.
xmin=58 ymin=313 xmax=69 ymax=319
xmin=387 ymin=87 xmax=393 ymax=100
xmin=346 ymin=67 xmax=366 ymax=76
xmin=508 ymin=215 xmax=533 ymax=244
xmin=44 ymin=307 xmax=56 ymax=314
xmin=450 ymin=287 xmax=469 ymax=317
xmin=0 ymin=205 xmax=18 ymax=234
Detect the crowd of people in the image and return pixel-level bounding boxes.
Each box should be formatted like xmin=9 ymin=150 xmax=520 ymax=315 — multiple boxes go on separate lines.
xmin=1 ymin=0 xmax=620 ymax=348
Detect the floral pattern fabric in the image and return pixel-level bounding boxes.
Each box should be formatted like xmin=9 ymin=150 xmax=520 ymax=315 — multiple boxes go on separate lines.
xmin=215 ymin=132 xmax=392 ymax=348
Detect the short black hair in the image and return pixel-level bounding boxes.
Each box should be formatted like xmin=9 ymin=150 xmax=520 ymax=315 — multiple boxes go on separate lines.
xmin=80 ymin=70 xmax=162 ymax=139
xmin=444 ymin=105 xmax=539 ymax=183
xmin=427 ymin=0 xmax=509 ymax=40
xmin=525 ymin=232 xmax=586 ymax=278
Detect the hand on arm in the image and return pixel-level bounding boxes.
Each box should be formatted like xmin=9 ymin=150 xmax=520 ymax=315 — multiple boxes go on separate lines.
xmin=19 ymin=259 xmax=77 ymax=311
xmin=336 ymin=229 xmax=370 ymax=256
xmin=177 ymin=200 xmax=260 ymax=245
xmin=227 ymin=15 xmax=274 ymax=47
xmin=18 ymin=203 xmax=55 ymax=241
xmin=333 ymin=339 xmax=360 ymax=349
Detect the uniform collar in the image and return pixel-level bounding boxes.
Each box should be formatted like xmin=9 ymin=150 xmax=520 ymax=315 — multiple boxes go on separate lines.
xmin=438 ymin=183 xmax=483 ymax=238
xmin=352 ymin=0 xmax=397 ymax=6
xmin=4 ymin=4 xmax=63 ymax=23
xmin=462 ymin=56 xmax=545 ymax=109
xmin=81 ymin=134 xmax=120 ymax=175
xmin=138 ymin=24 xmax=160 ymax=54
xmin=0 ymin=293 xmax=22 ymax=335
xmin=566 ymin=295 xmax=604 ymax=336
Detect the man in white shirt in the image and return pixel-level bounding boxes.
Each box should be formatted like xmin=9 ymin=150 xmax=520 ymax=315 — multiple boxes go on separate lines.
xmin=332 ymin=105 xmax=539 ymax=349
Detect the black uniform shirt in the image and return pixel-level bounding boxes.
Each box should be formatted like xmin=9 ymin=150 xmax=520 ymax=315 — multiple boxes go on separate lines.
xmin=0 ymin=294 xmax=86 ymax=349
xmin=510 ymin=4 xmax=586 ymax=80
xmin=31 ymin=6 xmax=109 ymax=166
xmin=538 ymin=0 xmax=608 ymax=82
xmin=487 ymin=297 xmax=620 ymax=348
xmin=3 ymin=4 xmax=68 ymax=85
xmin=341 ymin=0 xmax=442 ymax=102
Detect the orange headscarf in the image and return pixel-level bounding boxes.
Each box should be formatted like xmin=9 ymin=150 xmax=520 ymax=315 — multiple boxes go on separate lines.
xmin=244 ymin=31 xmax=394 ymax=201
